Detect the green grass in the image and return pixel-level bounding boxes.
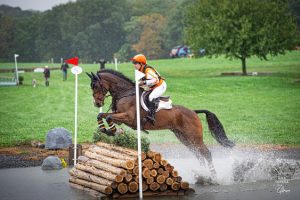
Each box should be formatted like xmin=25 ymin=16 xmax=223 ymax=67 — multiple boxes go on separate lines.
xmin=0 ymin=51 xmax=300 ymax=147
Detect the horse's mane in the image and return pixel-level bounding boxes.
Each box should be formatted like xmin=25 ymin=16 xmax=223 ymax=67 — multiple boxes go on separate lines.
xmin=98 ymin=69 xmax=135 ymax=86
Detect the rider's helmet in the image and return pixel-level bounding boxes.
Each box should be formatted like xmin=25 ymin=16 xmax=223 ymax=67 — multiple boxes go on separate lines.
xmin=130 ymin=54 xmax=147 ymax=65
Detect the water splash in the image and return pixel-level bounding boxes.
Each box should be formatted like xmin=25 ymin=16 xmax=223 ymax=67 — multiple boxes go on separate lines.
xmin=151 ymin=144 xmax=300 ymax=185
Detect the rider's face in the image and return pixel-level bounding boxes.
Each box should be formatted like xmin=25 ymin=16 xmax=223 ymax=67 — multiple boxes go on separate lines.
xmin=133 ymin=61 xmax=141 ymax=70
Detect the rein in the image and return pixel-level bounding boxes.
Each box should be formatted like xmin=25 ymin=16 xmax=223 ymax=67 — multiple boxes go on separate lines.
xmin=92 ymin=70 xmax=137 ymax=112
xmin=110 ymin=87 xmax=136 ymax=112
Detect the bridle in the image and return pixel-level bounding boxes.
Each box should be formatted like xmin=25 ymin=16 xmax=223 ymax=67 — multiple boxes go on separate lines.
xmin=87 ymin=71 xmax=136 ymax=112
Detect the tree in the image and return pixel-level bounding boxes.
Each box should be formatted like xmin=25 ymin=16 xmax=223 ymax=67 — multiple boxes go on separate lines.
xmin=162 ymin=2 xmax=186 ymax=53
xmin=185 ymin=0 xmax=299 ymax=75
xmin=0 ymin=14 xmax=15 ymax=61
xmin=131 ymin=13 xmax=167 ymax=59
xmin=13 ymin=14 xmax=41 ymax=61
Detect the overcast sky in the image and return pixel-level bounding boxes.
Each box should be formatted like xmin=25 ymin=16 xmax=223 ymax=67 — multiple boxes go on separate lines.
xmin=0 ymin=0 xmax=76 ymax=11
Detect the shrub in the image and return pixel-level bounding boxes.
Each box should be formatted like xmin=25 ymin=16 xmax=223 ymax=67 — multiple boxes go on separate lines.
xmin=93 ymin=129 xmax=150 ymax=152
xmin=18 ymin=76 xmax=24 ymax=85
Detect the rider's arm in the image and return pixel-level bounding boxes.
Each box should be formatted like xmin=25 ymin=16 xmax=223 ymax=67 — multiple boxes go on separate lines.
xmin=144 ymin=68 xmax=159 ymax=86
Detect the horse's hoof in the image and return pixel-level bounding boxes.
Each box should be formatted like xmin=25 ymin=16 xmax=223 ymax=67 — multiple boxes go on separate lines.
xmin=116 ymin=128 xmax=125 ymax=135
xmin=210 ymin=172 xmax=218 ymax=185
xmin=97 ymin=112 xmax=105 ymax=120
xmin=98 ymin=128 xmax=107 ymax=134
xmin=106 ymin=129 xmax=115 ymax=136
xmin=210 ymin=178 xmax=219 ymax=185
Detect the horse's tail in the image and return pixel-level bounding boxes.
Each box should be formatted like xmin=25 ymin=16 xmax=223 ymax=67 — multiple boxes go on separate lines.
xmin=194 ymin=110 xmax=235 ymax=148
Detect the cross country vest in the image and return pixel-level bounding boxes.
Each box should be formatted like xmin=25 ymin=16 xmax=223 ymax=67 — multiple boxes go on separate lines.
xmin=141 ymin=65 xmax=165 ymax=89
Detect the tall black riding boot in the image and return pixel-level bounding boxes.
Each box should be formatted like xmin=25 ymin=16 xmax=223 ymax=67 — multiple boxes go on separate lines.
xmin=147 ymin=98 xmax=159 ymax=124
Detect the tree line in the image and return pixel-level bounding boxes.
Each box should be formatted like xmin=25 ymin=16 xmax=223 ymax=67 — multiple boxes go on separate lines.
xmin=0 ymin=0 xmax=299 ymax=73
xmin=0 ymin=0 xmax=186 ymax=63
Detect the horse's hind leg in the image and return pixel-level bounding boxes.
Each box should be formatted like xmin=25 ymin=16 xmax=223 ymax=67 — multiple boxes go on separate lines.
xmin=183 ymin=137 xmax=217 ymax=178
xmin=173 ymin=127 xmax=217 ymax=178
xmin=195 ymin=144 xmax=217 ymax=178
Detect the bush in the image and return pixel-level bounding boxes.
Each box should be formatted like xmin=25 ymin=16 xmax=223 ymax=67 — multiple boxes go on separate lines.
xmin=93 ymin=129 xmax=150 ymax=152
xmin=18 ymin=76 xmax=24 ymax=85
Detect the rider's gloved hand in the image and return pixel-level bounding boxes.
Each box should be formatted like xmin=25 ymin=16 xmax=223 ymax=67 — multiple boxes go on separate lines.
xmin=138 ymin=80 xmax=146 ymax=86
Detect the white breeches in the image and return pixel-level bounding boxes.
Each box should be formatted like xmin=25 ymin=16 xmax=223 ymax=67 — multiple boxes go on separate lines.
xmin=149 ymin=81 xmax=167 ymax=101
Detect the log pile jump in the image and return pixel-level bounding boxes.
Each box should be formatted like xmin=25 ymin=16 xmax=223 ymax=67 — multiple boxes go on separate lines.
xmin=69 ymin=142 xmax=194 ymax=199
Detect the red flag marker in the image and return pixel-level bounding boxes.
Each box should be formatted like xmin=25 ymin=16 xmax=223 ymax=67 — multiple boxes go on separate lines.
xmin=65 ymin=57 xmax=78 ymax=66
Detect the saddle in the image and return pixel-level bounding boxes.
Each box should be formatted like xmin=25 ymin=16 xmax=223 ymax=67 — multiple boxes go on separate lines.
xmin=140 ymin=91 xmax=172 ymax=112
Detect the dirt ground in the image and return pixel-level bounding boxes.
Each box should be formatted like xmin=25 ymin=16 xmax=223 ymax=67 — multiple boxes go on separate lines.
xmin=0 ymin=143 xmax=92 ymax=168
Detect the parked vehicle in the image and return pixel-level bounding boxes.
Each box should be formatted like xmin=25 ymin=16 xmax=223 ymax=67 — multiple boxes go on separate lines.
xmin=170 ymin=45 xmax=192 ymax=58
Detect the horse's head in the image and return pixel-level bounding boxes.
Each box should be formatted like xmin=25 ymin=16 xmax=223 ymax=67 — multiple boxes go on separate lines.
xmin=86 ymin=72 xmax=108 ymax=107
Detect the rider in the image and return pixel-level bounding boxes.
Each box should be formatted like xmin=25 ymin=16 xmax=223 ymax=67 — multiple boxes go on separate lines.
xmin=131 ymin=54 xmax=167 ymax=123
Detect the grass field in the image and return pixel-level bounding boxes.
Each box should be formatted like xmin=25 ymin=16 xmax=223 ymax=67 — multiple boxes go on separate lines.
xmin=0 ymin=51 xmax=300 ymax=147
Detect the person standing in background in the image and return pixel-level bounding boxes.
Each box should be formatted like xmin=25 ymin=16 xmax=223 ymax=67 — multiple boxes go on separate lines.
xmin=43 ymin=66 xmax=50 ymax=87
xmin=98 ymin=59 xmax=106 ymax=70
xmin=61 ymin=62 xmax=69 ymax=81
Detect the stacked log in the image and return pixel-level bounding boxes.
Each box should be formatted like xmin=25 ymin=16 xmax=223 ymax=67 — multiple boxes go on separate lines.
xmin=69 ymin=142 xmax=194 ymax=199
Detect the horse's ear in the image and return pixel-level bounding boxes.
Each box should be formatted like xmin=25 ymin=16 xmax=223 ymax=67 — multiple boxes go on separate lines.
xmin=86 ymin=72 xmax=93 ymax=80
xmin=96 ymin=73 xmax=101 ymax=80
xmin=91 ymin=72 xmax=100 ymax=81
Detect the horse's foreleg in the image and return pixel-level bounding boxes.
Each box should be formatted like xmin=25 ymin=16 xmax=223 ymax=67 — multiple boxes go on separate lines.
xmin=97 ymin=117 xmax=107 ymax=133
xmin=97 ymin=112 xmax=131 ymax=136
xmin=96 ymin=112 xmax=116 ymax=135
xmin=106 ymin=115 xmax=117 ymax=135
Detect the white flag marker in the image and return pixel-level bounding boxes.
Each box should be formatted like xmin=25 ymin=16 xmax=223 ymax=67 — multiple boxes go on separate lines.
xmin=71 ymin=65 xmax=82 ymax=165
xmin=135 ymin=69 xmax=145 ymax=199
xmin=114 ymin=58 xmax=118 ymax=71
xmin=14 ymin=54 xmax=19 ymax=85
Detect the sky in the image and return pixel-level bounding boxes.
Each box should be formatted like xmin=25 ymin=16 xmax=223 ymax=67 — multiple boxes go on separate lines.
xmin=0 ymin=0 xmax=76 ymax=11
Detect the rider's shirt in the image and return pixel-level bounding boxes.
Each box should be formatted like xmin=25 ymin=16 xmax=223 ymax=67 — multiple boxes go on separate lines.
xmin=140 ymin=65 xmax=164 ymax=90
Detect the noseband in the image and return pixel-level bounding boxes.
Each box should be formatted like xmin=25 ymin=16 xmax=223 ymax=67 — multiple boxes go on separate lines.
xmin=91 ymin=80 xmax=111 ymax=102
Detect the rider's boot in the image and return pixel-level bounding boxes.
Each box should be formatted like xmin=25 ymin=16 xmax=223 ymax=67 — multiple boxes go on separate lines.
xmin=147 ymin=98 xmax=159 ymax=124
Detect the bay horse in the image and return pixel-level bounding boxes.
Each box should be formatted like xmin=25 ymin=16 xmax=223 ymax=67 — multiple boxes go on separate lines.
xmin=87 ymin=69 xmax=235 ymax=178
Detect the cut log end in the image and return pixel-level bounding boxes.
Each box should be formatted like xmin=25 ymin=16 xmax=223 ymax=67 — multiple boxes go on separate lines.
xmin=128 ymin=181 xmax=138 ymax=193
xmin=125 ymin=160 xmax=135 ymax=170
xmin=171 ymin=170 xmax=178 ymax=177
xmin=156 ymin=175 xmax=166 ymax=184
xmin=115 ymin=175 xmax=124 ymax=183
xmin=142 ymin=168 xmax=151 ymax=179
xmin=150 ymin=169 xmax=157 ymax=177
xmin=117 ymin=183 xmax=128 ymax=194
xmin=180 ymin=181 xmax=190 ymax=190
xmin=171 ymin=182 xmax=180 ymax=191
xmin=159 ymin=183 xmax=168 ymax=192
xmin=166 ymin=177 xmax=174 ymax=185
xmin=149 ymin=182 xmax=160 ymax=191
xmin=146 ymin=177 xmax=154 ymax=185
xmin=153 ymin=153 xmax=162 ymax=163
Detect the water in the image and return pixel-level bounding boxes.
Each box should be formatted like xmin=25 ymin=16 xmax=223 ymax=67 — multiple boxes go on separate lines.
xmin=160 ymin=146 xmax=300 ymax=185
xmin=0 ymin=145 xmax=300 ymax=200
xmin=0 ymin=167 xmax=88 ymax=200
